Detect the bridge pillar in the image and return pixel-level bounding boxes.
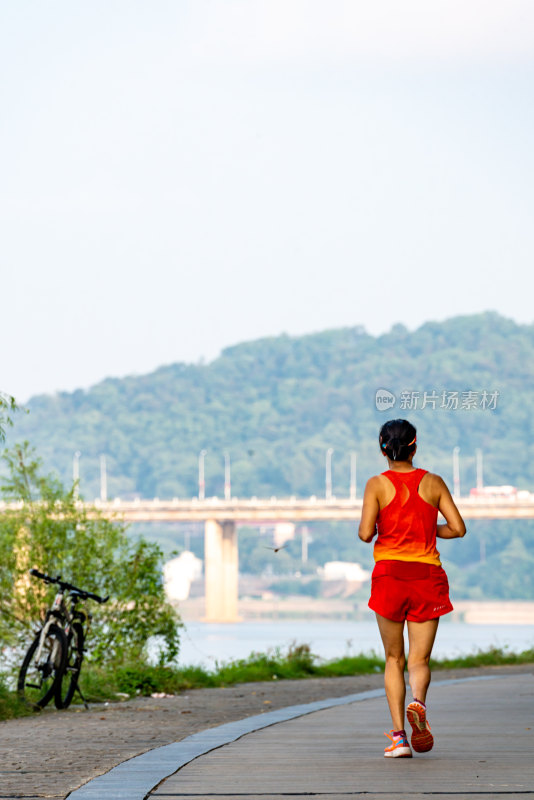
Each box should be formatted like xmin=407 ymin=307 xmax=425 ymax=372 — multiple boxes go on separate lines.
xmin=204 ymin=519 xmax=239 ymax=622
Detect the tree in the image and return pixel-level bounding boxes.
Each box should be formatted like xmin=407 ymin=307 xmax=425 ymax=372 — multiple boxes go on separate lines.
xmin=0 ymin=392 xmax=17 ymax=444
xmin=0 ymin=442 xmax=181 ymax=666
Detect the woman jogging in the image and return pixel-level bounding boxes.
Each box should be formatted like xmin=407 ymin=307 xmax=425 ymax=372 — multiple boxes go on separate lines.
xmin=359 ymin=419 xmax=466 ymax=758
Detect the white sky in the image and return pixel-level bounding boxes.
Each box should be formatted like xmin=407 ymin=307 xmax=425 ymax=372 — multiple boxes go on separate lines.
xmin=2 ymin=1 xmax=533 ymax=401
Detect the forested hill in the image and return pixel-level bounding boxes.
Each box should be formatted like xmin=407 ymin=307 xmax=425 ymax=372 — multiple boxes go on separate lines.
xmin=9 ymin=312 xmax=534 ymax=501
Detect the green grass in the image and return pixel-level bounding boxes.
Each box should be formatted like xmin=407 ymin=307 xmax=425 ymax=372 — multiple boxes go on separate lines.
xmin=430 ymin=645 xmax=534 ymax=669
xmin=48 ymin=643 xmax=534 ymax=702
xmin=1 ymin=643 xmax=533 ymax=720
xmin=0 ymin=674 xmax=33 ymax=720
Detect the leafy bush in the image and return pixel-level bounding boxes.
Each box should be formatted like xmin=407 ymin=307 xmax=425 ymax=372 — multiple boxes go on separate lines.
xmin=0 ymin=673 xmax=31 ymax=720
xmin=0 ymin=392 xmax=17 ymax=444
xmin=2 ymin=642 xmax=533 ymax=719
xmin=430 ymin=645 xmax=534 ymax=669
xmin=0 ymin=443 xmax=181 ymax=666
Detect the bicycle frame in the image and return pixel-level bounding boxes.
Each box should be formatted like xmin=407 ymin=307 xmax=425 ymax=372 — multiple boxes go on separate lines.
xmin=34 ymin=594 xmax=68 ymax=668
xmin=36 ymin=591 xmax=92 ymax=654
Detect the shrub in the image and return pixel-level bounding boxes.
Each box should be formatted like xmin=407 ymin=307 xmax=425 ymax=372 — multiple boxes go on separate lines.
xmin=0 ymin=443 xmax=181 ymax=667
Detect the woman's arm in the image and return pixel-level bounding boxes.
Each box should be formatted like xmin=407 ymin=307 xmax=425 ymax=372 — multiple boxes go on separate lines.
xmin=435 ymin=476 xmax=467 ymax=539
xmin=358 ymin=477 xmax=381 ymax=542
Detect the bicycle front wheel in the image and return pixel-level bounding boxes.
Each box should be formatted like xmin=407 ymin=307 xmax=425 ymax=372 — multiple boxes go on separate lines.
xmin=17 ymin=624 xmax=67 ymax=710
xmin=55 ymin=623 xmax=84 ymax=709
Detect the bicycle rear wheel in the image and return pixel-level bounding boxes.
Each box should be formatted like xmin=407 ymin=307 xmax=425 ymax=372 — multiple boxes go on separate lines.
xmin=55 ymin=623 xmax=84 ymax=709
xmin=17 ymin=624 xmax=67 ymax=710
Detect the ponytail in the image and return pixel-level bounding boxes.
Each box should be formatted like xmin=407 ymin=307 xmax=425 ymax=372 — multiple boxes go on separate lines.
xmin=379 ymin=419 xmax=417 ymax=462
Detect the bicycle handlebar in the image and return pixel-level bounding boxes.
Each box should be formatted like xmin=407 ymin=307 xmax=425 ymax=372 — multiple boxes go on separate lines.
xmin=29 ymin=568 xmax=109 ymax=604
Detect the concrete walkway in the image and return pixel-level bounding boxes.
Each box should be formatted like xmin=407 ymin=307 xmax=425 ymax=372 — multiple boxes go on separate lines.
xmin=150 ymin=673 xmax=533 ymax=799
xmin=67 ymin=672 xmax=533 ymax=800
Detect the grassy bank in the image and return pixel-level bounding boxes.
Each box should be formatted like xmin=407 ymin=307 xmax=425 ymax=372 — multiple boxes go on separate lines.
xmin=2 ymin=643 xmax=533 ymax=721
xmin=0 ymin=674 xmax=34 ymax=720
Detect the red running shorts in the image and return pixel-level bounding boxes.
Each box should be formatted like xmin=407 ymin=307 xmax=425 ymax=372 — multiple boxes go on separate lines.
xmin=368 ymin=560 xmax=453 ymax=623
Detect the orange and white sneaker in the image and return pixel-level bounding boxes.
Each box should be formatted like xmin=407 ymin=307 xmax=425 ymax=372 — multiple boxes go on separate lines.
xmin=406 ymin=701 xmax=434 ymax=752
xmin=384 ymin=730 xmax=412 ymax=758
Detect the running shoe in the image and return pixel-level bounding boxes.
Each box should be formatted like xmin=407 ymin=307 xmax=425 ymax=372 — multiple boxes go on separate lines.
xmin=406 ymin=701 xmax=434 ymax=752
xmin=384 ymin=730 xmax=412 ymax=758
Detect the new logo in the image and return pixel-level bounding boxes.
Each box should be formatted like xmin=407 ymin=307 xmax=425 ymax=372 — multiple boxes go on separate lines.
xmin=375 ymin=389 xmax=396 ymax=411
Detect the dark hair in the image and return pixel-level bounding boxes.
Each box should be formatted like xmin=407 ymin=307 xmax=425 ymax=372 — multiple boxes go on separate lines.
xmin=379 ymin=419 xmax=417 ymax=462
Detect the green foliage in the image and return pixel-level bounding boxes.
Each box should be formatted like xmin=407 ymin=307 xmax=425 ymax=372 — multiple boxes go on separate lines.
xmin=240 ymin=518 xmax=534 ymax=602
xmin=270 ymin=577 xmax=323 ymax=597
xmin=0 ymin=392 xmax=18 ymax=444
xmin=11 ymin=311 xmax=534 ymax=501
xmin=3 ymin=642 xmax=533 ymax=719
xmin=6 ymin=312 xmax=534 ymax=601
xmin=317 ymin=654 xmax=385 ymax=676
xmin=115 ymin=664 xmax=169 ymax=696
xmin=438 ymin=520 xmax=534 ymax=600
xmin=0 ymin=443 xmax=181 ymax=666
xmin=0 ymin=673 xmax=32 ymax=720
xmin=130 ymin=518 xmax=534 ymax=601
xmin=216 ymin=642 xmax=318 ymax=683
xmin=75 ymin=664 xmax=126 ymax=702
xmin=74 ymin=642 xmax=534 ymax=696
xmin=430 ymin=646 xmax=534 ymax=669
xmin=72 ymin=641 xmax=534 ymax=698
xmin=465 ymin=535 xmax=534 ymax=600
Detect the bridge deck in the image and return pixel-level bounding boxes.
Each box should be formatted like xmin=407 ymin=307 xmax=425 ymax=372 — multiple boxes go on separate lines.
xmin=92 ymin=497 xmax=534 ymax=521
xmin=3 ymin=497 xmax=534 ymax=521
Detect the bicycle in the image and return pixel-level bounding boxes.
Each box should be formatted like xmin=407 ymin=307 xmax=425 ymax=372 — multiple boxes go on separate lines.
xmin=17 ymin=568 xmax=108 ymax=710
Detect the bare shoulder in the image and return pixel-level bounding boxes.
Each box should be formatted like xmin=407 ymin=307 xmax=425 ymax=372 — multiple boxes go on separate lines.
xmin=365 ymin=474 xmax=383 ymax=490
xmin=419 ymin=471 xmax=448 ymax=505
xmin=364 ymin=473 xmax=390 ymax=496
xmin=422 ymin=471 xmax=447 ymax=490
xmin=361 ymin=475 xmax=382 ymax=503
xmin=366 ymin=472 xmax=396 ymax=507
xmin=426 ymin=472 xmax=466 ymax=535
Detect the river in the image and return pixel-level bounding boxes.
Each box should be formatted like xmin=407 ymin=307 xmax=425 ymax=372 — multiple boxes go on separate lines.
xmin=175 ymin=619 xmax=534 ymax=670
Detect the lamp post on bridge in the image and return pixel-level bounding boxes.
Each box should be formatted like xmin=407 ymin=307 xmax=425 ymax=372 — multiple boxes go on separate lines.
xmin=224 ymin=451 xmax=231 ymax=501
xmin=350 ymin=452 xmax=357 ymax=501
xmin=73 ymin=451 xmax=81 ymax=499
xmin=453 ymin=446 xmax=460 ymax=499
xmin=100 ymin=454 xmax=107 ymax=502
xmin=199 ymin=449 xmax=207 ymax=500
xmin=476 ymin=448 xmax=483 ymax=491
xmin=325 ymin=448 xmax=334 ymax=501
xmin=301 ymin=525 xmax=309 ymax=564
xmin=476 ymin=448 xmax=486 ymax=564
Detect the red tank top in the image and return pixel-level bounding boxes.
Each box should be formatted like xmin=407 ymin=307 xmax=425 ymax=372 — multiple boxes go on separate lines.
xmin=374 ymin=468 xmax=441 ymax=566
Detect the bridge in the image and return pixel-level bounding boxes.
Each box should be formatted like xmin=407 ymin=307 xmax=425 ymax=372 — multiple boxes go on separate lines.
xmin=91 ymin=495 xmax=534 ymax=623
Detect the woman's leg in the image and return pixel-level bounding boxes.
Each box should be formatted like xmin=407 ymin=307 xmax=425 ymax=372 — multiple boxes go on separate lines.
xmin=375 ymin=613 xmax=406 ymax=731
xmin=406 ymin=618 xmax=439 ymax=703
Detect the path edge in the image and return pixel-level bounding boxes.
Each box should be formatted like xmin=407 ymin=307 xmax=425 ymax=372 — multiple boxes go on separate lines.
xmin=65 ymin=674 xmax=507 ymax=800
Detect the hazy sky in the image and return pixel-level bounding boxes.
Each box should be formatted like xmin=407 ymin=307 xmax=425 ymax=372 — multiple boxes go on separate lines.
xmin=2 ymin=1 xmax=533 ymax=401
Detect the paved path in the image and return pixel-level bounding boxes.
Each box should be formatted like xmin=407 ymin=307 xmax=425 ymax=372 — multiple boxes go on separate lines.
xmin=150 ymin=673 xmax=534 ymax=800
xmin=0 ymin=668 xmax=532 ymax=799
xmin=64 ymin=671 xmax=533 ymax=800
xmin=0 ymin=672 xmax=388 ymax=800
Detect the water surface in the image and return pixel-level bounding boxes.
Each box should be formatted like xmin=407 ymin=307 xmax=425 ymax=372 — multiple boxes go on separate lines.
xmin=176 ymin=619 xmax=534 ymax=670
